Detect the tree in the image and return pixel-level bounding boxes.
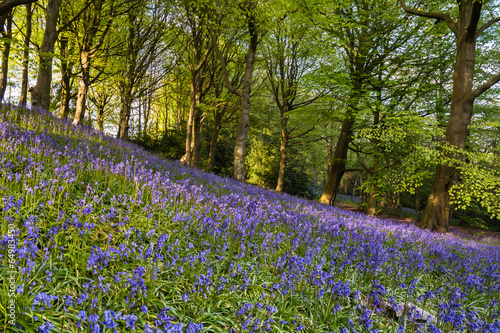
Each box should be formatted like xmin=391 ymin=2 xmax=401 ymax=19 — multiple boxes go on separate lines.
xmin=71 ymin=0 xmax=115 ymax=126
xmin=30 ymin=0 xmax=62 ymax=111
xmin=400 ymin=0 xmax=500 ymax=232
xmin=317 ymin=0 xmax=415 ymax=206
xmin=18 ymin=3 xmax=32 ymax=106
xmin=264 ymin=16 xmax=325 ymax=192
xmin=0 ymin=8 xmax=13 ymax=101
xmin=116 ymin=0 xmax=176 ymax=140
xmin=179 ymin=0 xmax=213 ymax=168
xmin=205 ymin=49 xmax=242 ymax=172
xmin=214 ymin=0 xmax=297 ymax=182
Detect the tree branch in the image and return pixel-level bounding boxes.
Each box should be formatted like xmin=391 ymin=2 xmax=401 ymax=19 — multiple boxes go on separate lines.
xmin=399 ymin=0 xmax=458 ymax=36
xmin=289 ymin=125 xmax=316 ymax=140
xmin=0 ymin=0 xmax=37 ymax=16
xmin=467 ymin=72 xmax=500 ymax=101
xmin=57 ymin=0 xmax=95 ymax=34
xmin=289 ymin=136 xmax=323 ymax=146
xmin=476 ymin=16 xmax=500 ymax=38
xmin=212 ymin=29 xmax=242 ymax=97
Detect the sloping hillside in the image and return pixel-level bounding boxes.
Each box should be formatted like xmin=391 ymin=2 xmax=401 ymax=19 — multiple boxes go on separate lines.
xmin=1 ymin=105 xmax=499 ymax=332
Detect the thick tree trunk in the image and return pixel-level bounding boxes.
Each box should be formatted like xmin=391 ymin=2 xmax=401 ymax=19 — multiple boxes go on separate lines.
xmin=319 ymin=116 xmax=355 ymax=205
xmin=233 ymin=17 xmax=259 ymax=182
xmin=275 ymin=115 xmax=288 ymax=192
xmin=73 ymin=49 xmax=90 ymax=125
xmin=117 ymin=89 xmax=132 ymax=140
xmin=19 ymin=3 xmax=32 ymax=106
xmin=30 ymin=0 xmax=62 ymax=111
xmin=419 ymin=3 xmax=479 ymax=232
xmin=0 ymin=10 xmax=13 ymax=101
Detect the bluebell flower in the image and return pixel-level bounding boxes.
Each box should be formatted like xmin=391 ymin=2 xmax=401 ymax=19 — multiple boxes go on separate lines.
xmin=125 ymin=314 xmax=137 ymax=330
xmin=37 ymin=321 xmax=54 ymax=333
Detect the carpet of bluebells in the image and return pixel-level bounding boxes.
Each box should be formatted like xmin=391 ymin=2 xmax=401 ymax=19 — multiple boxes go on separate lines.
xmin=1 ymin=105 xmax=499 ymax=333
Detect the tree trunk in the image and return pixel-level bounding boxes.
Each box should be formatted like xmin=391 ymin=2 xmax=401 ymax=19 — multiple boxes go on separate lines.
xmin=351 ymin=174 xmax=357 ymax=200
xmin=275 ymin=114 xmax=288 ymax=192
xmin=419 ymin=2 xmax=479 ymax=232
xmin=97 ymin=104 xmax=105 ymax=131
xmin=58 ymin=35 xmax=72 ymax=118
xmin=0 ymin=9 xmax=13 ymax=101
xmin=367 ymin=183 xmax=377 ymax=216
xmin=207 ymin=109 xmax=223 ymax=173
xmin=327 ymin=137 xmax=333 ymax=175
xmin=184 ymin=74 xmax=197 ymax=165
xmin=19 ymin=3 xmax=32 ymax=106
xmin=233 ymin=13 xmax=259 ymax=182
xmin=117 ymin=88 xmax=132 ymax=140
xmin=191 ymin=79 xmax=203 ymax=168
xmin=319 ymin=116 xmax=355 ymax=205
xmin=73 ymin=49 xmax=90 ymax=125
xmin=192 ymin=116 xmax=202 ymax=167
xmin=30 ymin=0 xmax=62 ymax=111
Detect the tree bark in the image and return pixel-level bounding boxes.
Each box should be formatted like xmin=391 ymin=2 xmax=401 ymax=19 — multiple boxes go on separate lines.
xmin=275 ymin=114 xmax=288 ymax=192
xmin=185 ymin=77 xmax=194 ymax=164
xmin=72 ymin=48 xmax=90 ymax=125
xmin=207 ymin=108 xmax=224 ymax=173
xmin=367 ymin=183 xmax=377 ymax=216
xmin=96 ymin=103 xmax=105 ymax=131
xmin=117 ymin=88 xmax=132 ymax=139
xmin=58 ymin=35 xmax=72 ymax=119
xmin=319 ymin=116 xmax=355 ymax=205
xmin=0 ymin=9 xmax=13 ymax=102
xmin=192 ymin=112 xmax=202 ymax=167
xmin=19 ymin=3 xmax=32 ymax=106
xmin=30 ymin=0 xmax=62 ymax=111
xmin=351 ymin=174 xmax=357 ymax=200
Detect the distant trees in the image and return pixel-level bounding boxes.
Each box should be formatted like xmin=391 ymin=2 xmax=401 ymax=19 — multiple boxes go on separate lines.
xmin=71 ymin=0 xmax=116 ymax=126
xmin=116 ymin=0 xmax=176 ymax=140
xmin=264 ymin=17 xmax=325 ymax=191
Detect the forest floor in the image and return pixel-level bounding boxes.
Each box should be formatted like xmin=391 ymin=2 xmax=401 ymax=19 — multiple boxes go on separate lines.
xmin=335 ymin=199 xmax=500 ymax=245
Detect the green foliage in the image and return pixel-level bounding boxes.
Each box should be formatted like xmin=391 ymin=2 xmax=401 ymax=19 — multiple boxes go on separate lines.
xmin=246 ymin=130 xmax=280 ymax=188
xmin=134 ymin=130 xmax=186 ymax=160
xmin=450 ymin=154 xmax=500 ymax=220
xmin=246 ymin=131 xmax=321 ymax=198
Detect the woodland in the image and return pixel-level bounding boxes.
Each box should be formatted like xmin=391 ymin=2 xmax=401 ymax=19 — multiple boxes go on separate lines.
xmin=1 ymin=0 xmax=500 ymax=232
xmin=1 ymin=1 xmax=500 ymax=332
